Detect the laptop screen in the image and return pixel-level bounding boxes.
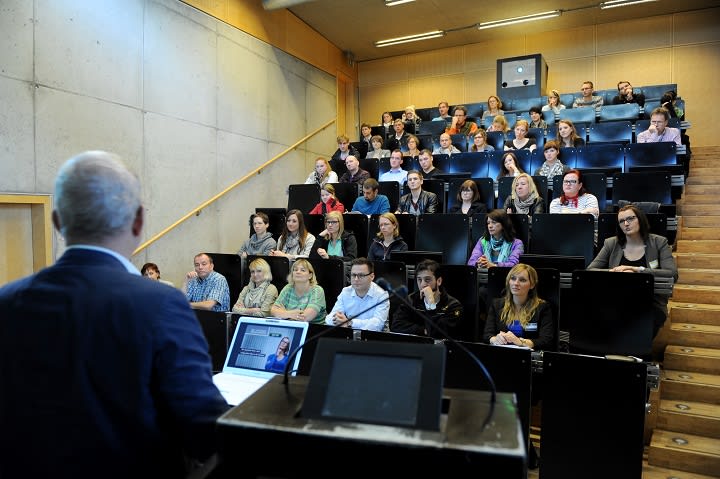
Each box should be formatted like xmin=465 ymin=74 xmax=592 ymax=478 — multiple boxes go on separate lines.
xmin=224 ymin=317 xmax=309 ymax=377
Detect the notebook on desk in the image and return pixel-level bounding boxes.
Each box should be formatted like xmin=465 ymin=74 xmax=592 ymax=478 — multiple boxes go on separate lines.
xmin=213 ymin=317 xmax=309 ymax=406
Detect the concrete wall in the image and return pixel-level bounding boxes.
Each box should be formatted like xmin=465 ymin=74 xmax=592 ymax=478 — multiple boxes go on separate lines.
xmin=0 ymin=0 xmax=336 ymax=286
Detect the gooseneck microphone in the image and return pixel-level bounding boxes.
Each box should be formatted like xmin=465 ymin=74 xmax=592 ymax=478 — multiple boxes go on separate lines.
xmin=376 ymin=278 xmax=498 ymax=430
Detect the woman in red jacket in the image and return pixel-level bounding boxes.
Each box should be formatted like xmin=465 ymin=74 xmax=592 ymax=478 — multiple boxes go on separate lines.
xmin=309 ymin=183 xmax=345 ymax=215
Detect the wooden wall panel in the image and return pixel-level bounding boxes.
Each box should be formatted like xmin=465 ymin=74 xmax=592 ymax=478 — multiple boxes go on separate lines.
xmin=0 ymin=205 xmax=34 ymax=285
xmin=285 ymin=13 xmax=331 ymax=73
xmin=463 ymin=71 xmax=497 ymax=104
xmin=545 ymin=58 xmax=596 ymax=95
xmin=464 ymin=38 xmax=525 ymax=72
xmin=409 ymin=75 xmax=465 ymax=111
xmin=597 ymin=49 xmax=672 ymax=91
xmin=527 ymin=26 xmax=595 ymax=61
xmin=597 ymin=16 xmax=672 ymax=55
xmin=674 ymin=7 xmax=720 ymax=45
xmin=359 ymin=56 xmax=409 ymax=87
xmin=406 ymin=47 xmax=464 ymax=79
xmin=359 ymin=82 xmax=409 ymax=125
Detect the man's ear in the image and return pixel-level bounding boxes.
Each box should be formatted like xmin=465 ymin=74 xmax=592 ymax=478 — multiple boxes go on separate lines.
xmin=52 ymin=210 xmax=61 ymax=233
xmin=131 ymin=206 xmax=144 ymax=237
xmin=436 ymin=276 xmax=443 ymax=288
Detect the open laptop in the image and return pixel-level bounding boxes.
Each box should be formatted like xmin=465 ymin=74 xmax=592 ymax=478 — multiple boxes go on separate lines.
xmin=212 ymin=317 xmax=309 ymax=406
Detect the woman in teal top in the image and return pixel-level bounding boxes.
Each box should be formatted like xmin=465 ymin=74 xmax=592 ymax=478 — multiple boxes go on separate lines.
xmin=270 ymin=259 xmax=326 ymax=324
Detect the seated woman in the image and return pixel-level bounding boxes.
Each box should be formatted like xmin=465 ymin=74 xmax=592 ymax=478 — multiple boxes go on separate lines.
xmin=368 ymin=212 xmax=409 ymax=261
xmin=270 ymin=209 xmax=316 ymax=260
xmin=271 ymin=259 xmax=326 ymax=324
xmin=141 ymin=262 xmax=174 ymax=287
xmin=404 ymin=134 xmax=422 ymax=158
xmin=264 ymin=336 xmax=290 ymax=373
xmin=481 ymin=95 xmax=504 ymax=122
xmin=403 ymin=105 xmax=422 ymax=132
xmin=309 ymin=183 xmax=345 ymax=215
xmin=237 ymin=212 xmax=277 ymax=258
xmin=469 ymin=129 xmax=495 ymax=152
xmin=504 ymin=119 xmax=537 ymax=152
xmin=448 ymin=179 xmax=487 ymax=216
xmin=556 ymin=119 xmax=585 ymax=148
xmin=232 ymin=257 xmax=279 ymax=317
xmin=533 ymin=140 xmax=569 ymax=180
xmin=503 ymin=173 xmax=545 ymax=216
xmin=467 ymin=209 xmax=524 ymax=269
xmin=497 ymin=151 xmax=526 ymax=181
xmin=486 ymin=115 xmax=510 ymax=134
xmin=366 ymin=134 xmax=391 ymax=159
xmin=588 ymin=205 xmax=678 ymax=336
xmin=310 ymin=210 xmax=358 ymax=262
xmin=484 ymin=263 xmax=555 ymax=350
xmin=549 ymin=169 xmax=599 ymax=219
xmin=304 ymin=157 xmax=338 ymax=187
xmin=542 ymin=89 xmax=566 ymax=115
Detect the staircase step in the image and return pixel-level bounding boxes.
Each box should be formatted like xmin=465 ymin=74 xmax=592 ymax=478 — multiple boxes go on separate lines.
xmin=672 ymin=285 xmax=720 ymax=305
xmin=648 ymin=429 xmax=720 ymax=476
xmin=662 ymin=369 xmax=720 ymax=404
xmin=643 ymin=464 xmax=720 ymax=479
xmin=687 ymin=168 xmax=720 ymax=178
xmin=680 ymin=216 xmax=720 ymax=228
xmin=668 ymin=322 xmax=720 ymax=348
xmin=657 ymin=399 xmax=720 ymax=439
xmin=664 ymin=345 xmax=720 ymax=374
xmin=679 ymin=205 xmax=720 ymax=216
xmin=689 ymin=158 xmax=720 ymax=168
xmin=685 ymin=176 xmax=720 ymax=186
xmin=683 ymin=184 xmax=720 ymax=196
xmin=679 ymin=228 xmax=720 ymax=240
xmin=670 ymin=302 xmax=720 ymax=326
xmin=674 ymin=253 xmax=720 ymax=269
xmin=678 ymin=269 xmax=720 ymax=286
xmin=680 ymin=195 xmax=717 ymax=206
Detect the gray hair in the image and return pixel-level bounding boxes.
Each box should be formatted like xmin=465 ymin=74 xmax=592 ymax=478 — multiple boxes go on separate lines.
xmin=54 ymin=151 xmax=141 ymax=243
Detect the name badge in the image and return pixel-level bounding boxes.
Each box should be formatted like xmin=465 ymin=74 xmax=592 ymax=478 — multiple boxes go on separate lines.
xmin=525 ymin=323 xmax=538 ymax=331
xmin=649 ymin=260 xmax=659 ymax=269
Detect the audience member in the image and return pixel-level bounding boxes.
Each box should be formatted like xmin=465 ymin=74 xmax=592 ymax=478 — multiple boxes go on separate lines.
xmin=330 ymin=134 xmax=360 ymax=163
xmin=387 ymin=118 xmax=410 ymax=150
xmin=636 ymin=107 xmax=682 ymax=146
xmin=503 ymin=173 xmax=545 ymax=216
xmin=351 ymin=178 xmax=390 ymax=215
xmin=311 ymin=211 xmax=358 ymax=262
xmin=497 ymin=151 xmax=526 ymax=181
xmin=612 ymin=80 xmax=645 ymax=107
xmin=264 ymin=336 xmax=290 ymax=373
xmin=308 ymin=183 xmax=345 ymax=215
xmin=325 ymin=258 xmax=390 ymax=331
xmin=232 ymin=257 xmax=279 ymax=317
xmin=271 ymin=259 xmax=326 ymax=324
xmin=446 ymin=105 xmax=479 ymax=136
xmin=0 ymin=151 xmax=228 ymax=477
xmin=402 ymin=105 xmax=421 ymax=132
xmin=391 ymin=259 xmax=463 ymax=339
xmin=141 ymin=262 xmax=175 ymax=287
xmin=183 ymin=252 xmax=230 ymax=312
xmin=504 ymin=119 xmax=537 ymax=151
xmin=549 ymin=169 xmax=599 ymax=218
xmin=237 ymin=212 xmax=277 ymax=258
xmin=534 ymin=140 xmax=569 ymax=179
xmin=588 ymin=205 xmax=678 ymax=337
xmin=557 ymin=119 xmax=585 ymax=148
xmin=304 ymin=157 xmax=338 ymax=187
xmin=418 ymin=149 xmax=446 ymax=178
xmin=661 ymin=90 xmax=684 ymax=120
xmin=487 ymin=114 xmax=510 ymax=134
xmin=542 ymin=89 xmax=566 ymax=115
xmin=366 ymin=134 xmax=391 ymax=159
xmin=380 ymin=111 xmax=394 ymax=138
xmin=432 ymin=100 xmax=452 ymax=122
xmin=448 ymin=179 xmax=487 ymax=215
xmin=359 ymin=122 xmax=373 ymax=152
xmin=379 ymin=149 xmax=408 ymax=185
xmin=433 ymin=132 xmax=461 ymax=155
xmin=470 ymin=129 xmax=495 ymax=152
xmin=367 ymin=212 xmax=409 ymax=261
xmin=528 ymin=106 xmax=547 ymax=129
xmin=468 ymin=209 xmax=524 ymax=269
xmin=339 ymin=155 xmax=370 ymax=186
xmin=271 ymin=209 xmax=316 ymax=260
xmin=484 ymin=263 xmax=555 ymax=350
xmin=481 ymin=95 xmax=504 ymax=121
xmin=404 ymin=134 xmax=422 ymax=158
xmin=396 ymin=170 xmax=439 ymax=215
xmin=572 ymin=80 xmax=603 ymax=110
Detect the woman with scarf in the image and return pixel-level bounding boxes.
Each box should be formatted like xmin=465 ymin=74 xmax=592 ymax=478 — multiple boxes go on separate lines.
xmin=503 ymin=173 xmax=545 ymax=216
xmin=270 ymin=209 xmax=316 ymax=261
xmin=237 ymin=212 xmax=277 ymax=258
xmin=534 ymin=140 xmax=569 ymax=180
xmin=467 ymin=209 xmax=524 ymax=269
xmin=548 ymin=169 xmax=599 ymax=218
xmin=304 ymin=157 xmax=337 ymax=187
xmin=232 ymin=258 xmax=278 ymax=317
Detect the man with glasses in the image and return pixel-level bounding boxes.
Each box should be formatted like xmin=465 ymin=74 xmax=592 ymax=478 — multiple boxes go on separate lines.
xmin=572 ymin=80 xmax=603 ymax=110
xmin=446 ymin=105 xmax=478 ymax=136
xmin=325 ymin=258 xmax=390 ymax=331
xmin=636 ymin=107 xmax=681 ymax=146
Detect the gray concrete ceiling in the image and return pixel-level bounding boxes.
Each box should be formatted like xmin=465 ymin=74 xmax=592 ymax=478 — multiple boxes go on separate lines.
xmin=286 ymin=0 xmax=720 ymax=62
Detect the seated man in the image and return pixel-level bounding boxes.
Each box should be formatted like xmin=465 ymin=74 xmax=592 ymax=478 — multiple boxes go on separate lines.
xmin=396 ymin=170 xmax=439 ymax=215
xmin=339 ymin=155 xmax=370 ymax=186
xmin=636 ymin=107 xmax=681 ymax=146
xmin=183 ymin=252 xmax=230 ymax=311
xmin=352 ymin=178 xmax=390 ymax=215
xmin=379 ymin=149 xmax=408 ymax=185
xmin=391 ymin=259 xmax=463 ymax=339
xmin=418 ymin=148 xmax=445 ymax=179
xmin=325 ymin=258 xmax=390 ymax=332
xmin=445 ymin=105 xmax=478 ymax=136
xmin=385 ymin=118 xmax=409 ymax=151
xmin=433 ymin=133 xmax=461 ymax=155
xmin=331 ymin=134 xmax=360 ymax=163
xmin=612 ymin=80 xmax=645 ymax=107
xmin=572 ymin=80 xmax=603 ymax=109
xmin=431 ymin=100 xmax=452 ymax=123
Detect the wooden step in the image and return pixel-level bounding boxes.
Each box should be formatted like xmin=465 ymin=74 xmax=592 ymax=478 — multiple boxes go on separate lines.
xmin=682 ymin=184 xmax=720 ymax=196
xmin=664 ymin=345 xmax=720 ymax=374
xmin=672 ymin=285 xmax=720 ymax=305
xmin=662 ymin=369 xmax=720 ymax=404
xmin=687 ymin=168 xmax=720 ymax=178
xmin=674 ymin=253 xmax=720 ymax=269
xmin=690 ymin=159 xmax=720 ymax=169
xmin=668 ymin=322 xmax=720 ymax=348
xmin=679 ymin=216 xmax=720 ymax=228
xmin=643 ymin=464 xmax=720 ymax=479
xmin=677 ymin=269 xmax=720 ymax=286
xmin=678 ymin=228 xmax=720 ymax=240
xmin=656 ymin=399 xmax=720 ymax=439
xmin=648 ymin=429 xmax=720 ymax=476
xmin=670 ymin=302 xmax=720 ymax=325
xmin=679 ymin=194 xmax=717 ymax=206
xmin=679 ymin=205 xmax=720 ymax=216
xmin=685 ymin=176 xmax=720 ymax=186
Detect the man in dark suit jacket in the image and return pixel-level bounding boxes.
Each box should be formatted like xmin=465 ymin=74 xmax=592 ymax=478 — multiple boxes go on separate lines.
xmin=0 ymin=151 xmax=229 ymax=478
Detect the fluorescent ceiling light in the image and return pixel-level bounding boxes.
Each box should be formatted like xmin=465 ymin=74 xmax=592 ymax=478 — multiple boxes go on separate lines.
xmin=385 ymin=0 xmax=416 ymax=5
xmin=477 ymin=10 xmax=562 ymax=30
xmin=599 ymin=0 xmax=658 ymax=8
xmin=375 ymin=30 xmax=445 ymax=48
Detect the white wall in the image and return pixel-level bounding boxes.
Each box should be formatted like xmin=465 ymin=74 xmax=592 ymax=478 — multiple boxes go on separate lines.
xmin=0 ymin=0 xmax=337 ymax=286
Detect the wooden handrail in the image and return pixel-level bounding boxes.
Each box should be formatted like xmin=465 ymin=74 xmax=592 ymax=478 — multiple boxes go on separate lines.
xmin=133 ymin=119 xmax=335 ymax=256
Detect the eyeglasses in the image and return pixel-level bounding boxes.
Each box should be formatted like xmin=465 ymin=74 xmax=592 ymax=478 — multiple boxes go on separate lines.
xmin=325 ymin=220 xmax=339 ymax=225
xmin=350 ymin=273 xmax=371 ymax=279
xmin=618 ymin=215 xmax=637 ymax=225
xmin=563 ymin=179 xmax=578 ymax=185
